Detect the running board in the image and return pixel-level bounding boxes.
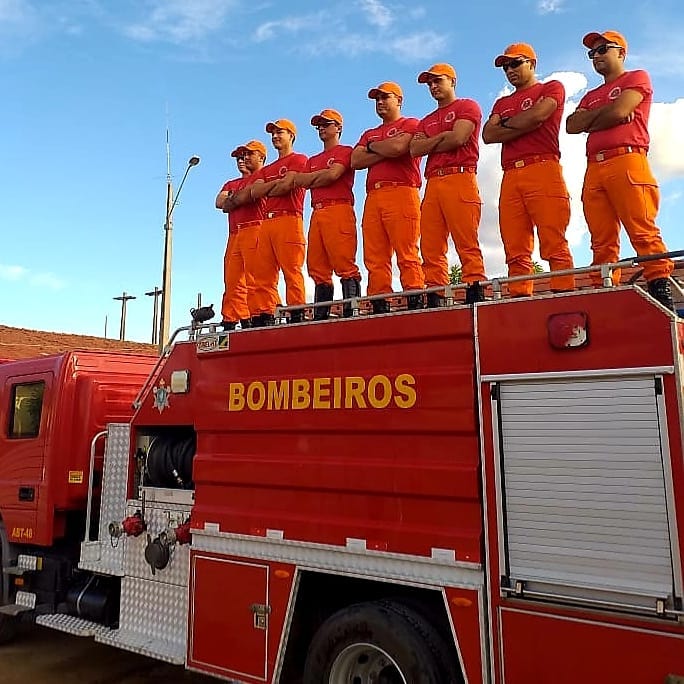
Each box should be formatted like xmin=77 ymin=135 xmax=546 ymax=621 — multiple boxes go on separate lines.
xmin=36 ymin=613 xmax=112 ymax=637
xmin=96 ymin=628 xmax=186 ymax=665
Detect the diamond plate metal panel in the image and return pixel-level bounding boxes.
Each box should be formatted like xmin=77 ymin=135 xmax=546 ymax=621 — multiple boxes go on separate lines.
xmin=123 ymin=501 xmax=192 ymax=585
xmin=36 ymin=614 xmax=112 ymax=637
xmin=116 ymin=576 xmax=188 ymax=648
xmin=97 ymin=628 xmax=186 ymax=665
xmin=79 ymin=423 xmax=132 ymax=576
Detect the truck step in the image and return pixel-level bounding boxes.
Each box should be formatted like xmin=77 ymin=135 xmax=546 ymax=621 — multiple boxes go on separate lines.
xmin=0 ymin=603 xmax=33 ymax=616
xmin=96 ymin=628 xmax=186 ymax=665
xmin=36 ymin=613 xmax=113 ymax=637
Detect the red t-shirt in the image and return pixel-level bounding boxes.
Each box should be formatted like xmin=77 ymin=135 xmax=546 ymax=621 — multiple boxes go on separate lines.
xmin=254 ymin=152 xmax=308 ymax=215
xmin=306 ymin=144 xmax=355 ymax=206
xmin=578 ymin=70 xmax=652 ymax=156
xmin=356 ymin=117 xmax=422 ymax=190
xmin=221 ymin=176 xmax=264 ymax=233
xmin=491 ymin=80 xmax=564 ymax=167
xmin=417 ymin=98 xmax=481 ymax=176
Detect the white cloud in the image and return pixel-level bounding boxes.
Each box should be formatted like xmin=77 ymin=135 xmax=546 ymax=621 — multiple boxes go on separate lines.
xmin=0 ymin=265 xmax=26 ymax=281
xmin=358 ymin=0 xmax=393 ymax=29
xmin=254 ymin=4 xmax=448 ymax=63
xmin=124 ymin=0 xmax=236 ymax=43
xmin=0 ymin=264 xmax=65 ymax=289
xmin=538 ymin=0 xmax=564 ymax=14
xmin=253 ymin=13 xmax=324 ymax=42
xmin=649 ymin=99 xmax=684 ymax=181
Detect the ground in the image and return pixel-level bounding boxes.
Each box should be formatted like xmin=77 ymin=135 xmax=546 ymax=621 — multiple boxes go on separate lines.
xmin=0 ymin=627 xmax=212 ymax=684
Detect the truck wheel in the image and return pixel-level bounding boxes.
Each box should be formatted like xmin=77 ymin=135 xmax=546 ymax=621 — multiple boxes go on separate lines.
xmin=302 ymin=600 xmax=462 ymax=684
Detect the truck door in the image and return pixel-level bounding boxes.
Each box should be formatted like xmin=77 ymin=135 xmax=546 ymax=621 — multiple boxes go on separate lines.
xmin=0 ymin=373 xmax=52 ymax=542
xmin=491 ymin=373 xmax=681 ymax=614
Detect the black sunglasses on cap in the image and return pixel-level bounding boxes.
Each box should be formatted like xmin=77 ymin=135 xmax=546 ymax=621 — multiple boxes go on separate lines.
xmin=502 ymin=58 xmax=529 ymax=71
xmin=587 ymin=43 xmax=621 ymax=59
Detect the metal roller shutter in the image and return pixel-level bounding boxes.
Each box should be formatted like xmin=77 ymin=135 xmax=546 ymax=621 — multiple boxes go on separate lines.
xmin=497 ymin=376 xmax=674 ymax=603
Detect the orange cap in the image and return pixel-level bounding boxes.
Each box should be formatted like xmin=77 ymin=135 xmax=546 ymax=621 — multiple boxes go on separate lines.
xmin=417 ymin=63 xmax=457 ymax=83
xmin=494 ymin=43 xmax=537 ymax=67
xmin=367 ymin=82 xmax=403 ymax=99
xmin=310 ymin=109 xmax=343 ymax=127
xmin=582 ymin=30 xmax=627 ymax=53
xmin=231 ymin=140 xmax=267 ymax=158
xmin=265 ymin=119 xmax=297 ymax=136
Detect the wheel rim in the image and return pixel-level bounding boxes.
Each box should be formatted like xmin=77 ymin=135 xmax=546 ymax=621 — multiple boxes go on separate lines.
xmin=329 ymin=642 xmax=408 ymax=684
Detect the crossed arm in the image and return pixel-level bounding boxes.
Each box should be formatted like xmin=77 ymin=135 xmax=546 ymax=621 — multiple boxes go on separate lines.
xmin=293 ymin=163 xmax=347 ymax=189
xmin=410 ymin=119 xmax=476 ymax=157
xmin=351 ymin=131 xmax=413 ymax=170
xmin=482 ymin=96 xmax=558 ymax=144
xmin=566 ymin=89 xmax=643 ymax=134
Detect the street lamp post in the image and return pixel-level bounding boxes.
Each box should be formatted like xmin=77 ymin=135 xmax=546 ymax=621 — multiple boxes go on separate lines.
xmin=158 ymin=155 xmax=200 ymax=351
xmin=145 ymin=286 xmax=162 ymax=345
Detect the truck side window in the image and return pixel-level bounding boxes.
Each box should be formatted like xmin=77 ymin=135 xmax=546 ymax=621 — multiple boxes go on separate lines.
xmin=8 ymin=381 xmax=45 ymax=439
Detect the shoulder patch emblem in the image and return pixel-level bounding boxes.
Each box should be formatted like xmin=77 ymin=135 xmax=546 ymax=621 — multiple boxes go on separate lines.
xmin=609 ymin=86 xmax=621 ymax=100
xmin=444 ymin=111 xmax=456 ymax=123
xmin=521 ymin=97 xmax=534 ymax=111
xmin=152 ymin=379 xmax=170 ymax=414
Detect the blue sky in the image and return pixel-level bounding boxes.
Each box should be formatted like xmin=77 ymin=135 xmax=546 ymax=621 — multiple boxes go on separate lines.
xmin=1 ymin=0 xmax=682 ymax=343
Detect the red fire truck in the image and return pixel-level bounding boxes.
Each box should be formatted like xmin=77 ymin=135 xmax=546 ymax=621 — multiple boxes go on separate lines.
xmin=1 ymin=271 xmax=683 ymax=683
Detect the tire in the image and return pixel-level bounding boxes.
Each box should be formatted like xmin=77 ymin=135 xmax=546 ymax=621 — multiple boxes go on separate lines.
xmin=303 ymin=600 xmax=462 ymax=684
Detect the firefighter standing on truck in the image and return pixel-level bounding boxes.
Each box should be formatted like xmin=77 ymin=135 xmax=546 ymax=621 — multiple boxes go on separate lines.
xmin=351 ymin=82 xmax=424 ymax=314
xmin=482 ymin=44 xmax=575 ymax=298
xmin=293 ymin=109 xmax=362 ymax=320
xmin=566 ymin=30 xmax=675 ymax=310
xmin=217 ymin=140 xmax=267 ymax=329
xmin=231 ymin=119 xmax=309 ymax=326
xmin=410 ymin=63 xmax=487 ymax=307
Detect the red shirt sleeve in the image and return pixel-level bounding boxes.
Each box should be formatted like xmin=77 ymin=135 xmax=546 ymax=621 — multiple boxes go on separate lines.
xmin=330 ymin=145 xmax=352 ymax=168
xmin=397 ymin=117 xmax=420 ymax=135
xmin=456 ymin=99 xmax=482 ymax=127
xmin=288 ymin=153 xmax=308 ymax=172
xmin=622 ymin=69 xmax=652 ymax=99
xmin=542 ymin=80 xmax=565 ymax=108
xmin=356 ymin=129 xmax=369 ymax=147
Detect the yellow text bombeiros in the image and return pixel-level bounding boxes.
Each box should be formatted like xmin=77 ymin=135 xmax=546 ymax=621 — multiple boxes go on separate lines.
xmin=228 ymin=374 xmax=416 ymax=412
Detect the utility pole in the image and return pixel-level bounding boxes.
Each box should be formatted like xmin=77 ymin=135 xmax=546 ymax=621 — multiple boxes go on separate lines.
xmin=145 ymin=286 xmax=162 ymax=345
xmin=113 ymin=292 xmax=136 ymax=341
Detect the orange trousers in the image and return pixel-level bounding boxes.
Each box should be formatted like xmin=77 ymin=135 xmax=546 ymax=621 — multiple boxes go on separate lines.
xmin=221 ymin=231 xmax=249 ymax=322
xmin=582 ymin=151 xmax=673 ymax=285
xmin=421 ymin=173 xmax=485 ymax=287
xmin=362 ymin=186 xmax=423 ymax=295
xmin=499 ymin=160 xmax=574 ymax=296
xmin=307 ymin=204 xmax=361 ymax=285
xmin=252 ymin=215 xmax=306 ymax=315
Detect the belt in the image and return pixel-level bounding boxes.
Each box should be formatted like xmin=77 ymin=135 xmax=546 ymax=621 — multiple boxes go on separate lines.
xmin=426 ymin=165 xmax=476 ymax=178
xmin=236 ymin=219 xmax=261 ymax=230
xmin=589 ymin=146 xmax=646 ymax=163
xmin=371 ymin=181 xmax=416 ymax=190
xmin=312 ymin=199 xmax=353 ymax=210
xmin=502 ymin=154 xmax=559 ymax=171
xmin=264 ymin=210 xmax=301 ymax=220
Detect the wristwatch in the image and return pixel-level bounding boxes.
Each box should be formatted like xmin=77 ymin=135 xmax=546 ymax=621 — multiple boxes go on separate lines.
xmin=366 ymin=141 xmax=375 ymax=153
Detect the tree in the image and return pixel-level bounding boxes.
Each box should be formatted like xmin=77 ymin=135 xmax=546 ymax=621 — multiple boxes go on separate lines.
xmin=449 ymin=264 xmax=462 ymax=285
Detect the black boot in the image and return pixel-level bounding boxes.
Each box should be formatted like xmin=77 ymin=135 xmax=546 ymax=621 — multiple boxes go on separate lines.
xmin=647 ymin=278 xmax=675 ymax=311
xmin=406 ymin=293 xmax=424 ymax=310
xmin=221 ymin=320 xmax=236 ymax=331
xmin=261 ymin=313 xmax=276 ymax=326
xmin=250 ymin=314 xmax=263 ymax=328
xmin=371 ymin=298 xmax=390 ymax=315
xmin=289 ymin=309 xmax=305 ymax=324
xmin=239 ymin=318 xmax=252 ymax=329
xmin=465 ymin=281 xmax=485 ymax=304
xmin=341 ymin=278 xmax=362 ymax=318
xmin=313 ymin=283 xmax=335 ymax=320
xmin=426 ymin=292 xmax=444 ymax=309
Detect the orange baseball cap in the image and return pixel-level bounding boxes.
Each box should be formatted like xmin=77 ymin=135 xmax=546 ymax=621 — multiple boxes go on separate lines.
xmin=494 ymin=43 xmax=537 ymax=67
xmin=417 ymin=63 xmax=457 ymax=83
xmin=230 ymin=140 xmax=267 ymax=158
xmin=582 ymin=30 xmax=627 ymax=53
xmin=310 ymin=109 xmax=343 ymax=127
xmin=265 ymin=119 xmax=297 ymax=136
xmin=368 ymin=82 xmax=403 ymax=99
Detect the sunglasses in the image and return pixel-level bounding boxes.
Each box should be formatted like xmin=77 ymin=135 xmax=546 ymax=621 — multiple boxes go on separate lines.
xmin=587 ymin=43 xmax=621 ymax=59
xmin=316 ymin=121 xmax=336 ymax=129
xmin=502 ymin=58 xmax=529 ymax=71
